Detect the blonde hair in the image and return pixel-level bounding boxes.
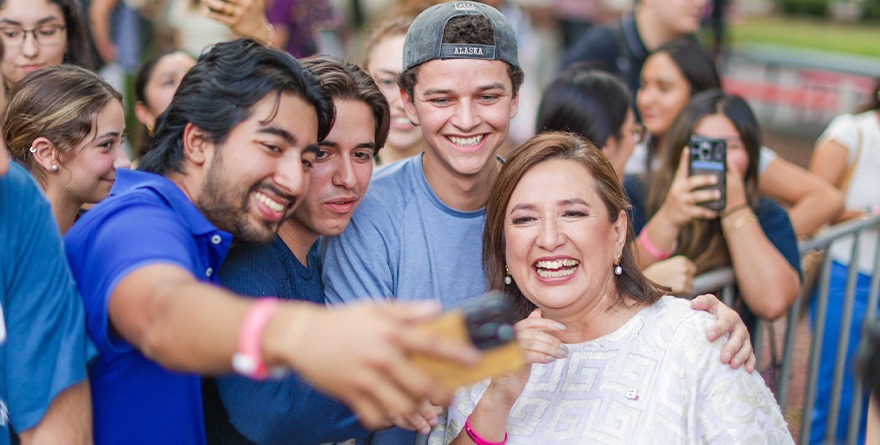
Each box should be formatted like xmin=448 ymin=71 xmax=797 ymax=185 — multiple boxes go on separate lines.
xmin=4 ymin=64 xmax=121 ymax=185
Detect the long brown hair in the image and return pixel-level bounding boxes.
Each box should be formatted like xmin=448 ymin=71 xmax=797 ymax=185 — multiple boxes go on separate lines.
xmin=647 ymin=90 xmax=762 ymax=274
xmin=484 ymin=131 xmax=664 ymax=319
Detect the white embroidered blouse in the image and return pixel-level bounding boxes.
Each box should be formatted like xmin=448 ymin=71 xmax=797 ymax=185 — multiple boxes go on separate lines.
xmin=429 ymin=296 xmax=793 ymax=444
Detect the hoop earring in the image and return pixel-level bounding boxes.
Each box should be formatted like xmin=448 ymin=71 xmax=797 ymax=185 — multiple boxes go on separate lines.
xmin=504 ymin=265 xmax=512 ymax=285
xmin=614 ymin=254 xmax=623 ymax=276
xmin=28 ymin=145 xmax=36 ymax=153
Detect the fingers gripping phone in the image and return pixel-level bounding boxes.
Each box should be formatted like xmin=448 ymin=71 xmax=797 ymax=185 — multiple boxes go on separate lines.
xmin=412 ymin=291 xmax=524 ymax=391
xmin=688 ymin=136 xmax=727 ymax=212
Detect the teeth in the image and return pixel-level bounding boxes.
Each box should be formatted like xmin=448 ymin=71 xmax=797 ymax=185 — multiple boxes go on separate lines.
xmin=536 ymin=268 xmax=576 ymax=278
xmin=535 ymin=259 xmax=580 ymax=269
xmin=449 ymin=135 xmax=483 ymax=146
xmin=255 ymin=192 xmax=285 ymax=212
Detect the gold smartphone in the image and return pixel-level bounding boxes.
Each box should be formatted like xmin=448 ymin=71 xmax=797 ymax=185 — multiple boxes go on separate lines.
xmin=412 ymin=291 xmax=524 ymax=391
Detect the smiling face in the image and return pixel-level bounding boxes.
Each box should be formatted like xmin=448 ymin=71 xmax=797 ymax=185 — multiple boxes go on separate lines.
xmin=197 ymin=91 xmax=319 ymax=244
xmin=402 ymin=58 xmax=518 ymax=179
xmin=366 ymin=33 xmax=422 ymax=158
xmin=504 ymin=159 xmax=627 ymax=315
xmin=693 ymin=113 xmax=749 ymax=176
xmin=289 ymin=99 xmax=375 ymax=239
xmin=637 ymin=52 xmax=691 ymax=140
xmin=141 ymin=52 xmax=196 ymax=126
xmin=0 ymin=0 xmax=68 ymax=86
xmin=56 ymin=99 xmax=129 ymax=204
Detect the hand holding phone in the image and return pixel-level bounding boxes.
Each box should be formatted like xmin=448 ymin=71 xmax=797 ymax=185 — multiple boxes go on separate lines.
xmin=411 ymin=291 xmax=524 ymax=391
xmin=687 ymin=136 xmax=727 ymax=212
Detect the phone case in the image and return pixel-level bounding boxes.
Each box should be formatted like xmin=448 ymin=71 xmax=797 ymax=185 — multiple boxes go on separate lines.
xmin=688 ymin=136 xmax=727 ymax=212
xmin=411 ymin=292 xmax=524 ymax=391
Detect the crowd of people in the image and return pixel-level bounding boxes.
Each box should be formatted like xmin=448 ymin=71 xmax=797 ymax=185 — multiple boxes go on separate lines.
xmin=1 ymin=0 xmax=878 ymax=444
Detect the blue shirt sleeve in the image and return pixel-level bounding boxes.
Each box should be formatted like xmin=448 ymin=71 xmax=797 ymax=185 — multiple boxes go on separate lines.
xmin=66 ymin=194 xmax=199 ymax=355
xmin=0 ymin=165 xmax=95 ymax=434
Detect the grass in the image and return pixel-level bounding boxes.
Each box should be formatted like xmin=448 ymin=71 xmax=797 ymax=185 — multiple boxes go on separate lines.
xmin=730 ymin=15 xmax=880 ymax=58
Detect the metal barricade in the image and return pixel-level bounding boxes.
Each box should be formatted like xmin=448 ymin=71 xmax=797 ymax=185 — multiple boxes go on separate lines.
xmin=690 ymin=213 xmax=880 ymax=444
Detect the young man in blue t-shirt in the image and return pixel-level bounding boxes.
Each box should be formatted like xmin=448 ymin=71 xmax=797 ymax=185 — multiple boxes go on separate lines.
xmin=63 ymin=39 xmax=480 ymax=445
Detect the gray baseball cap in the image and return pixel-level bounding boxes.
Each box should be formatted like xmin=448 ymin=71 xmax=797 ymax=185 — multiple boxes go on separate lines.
xmin=402 ymin=1 xmax=519 ymax=72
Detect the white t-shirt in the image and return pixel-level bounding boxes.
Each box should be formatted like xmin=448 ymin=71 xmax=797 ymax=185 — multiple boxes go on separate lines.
xmin=430 ymin=296 xmax=793 ymax=445
xmin=818 ymin=111 xmax=880 ymax=273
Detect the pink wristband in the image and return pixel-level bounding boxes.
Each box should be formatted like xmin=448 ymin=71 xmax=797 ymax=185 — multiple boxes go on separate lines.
xmin=232 ymin=298 xmax=281 ymax=379
xmin=638 ymin=230 xmax=672 ymax=261
xmin=464 ymin=416 xmax=507 ymax=445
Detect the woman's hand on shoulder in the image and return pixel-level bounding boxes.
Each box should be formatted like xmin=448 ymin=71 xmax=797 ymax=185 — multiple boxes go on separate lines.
xmin=690 ymin=294 xmax=756 ymax=373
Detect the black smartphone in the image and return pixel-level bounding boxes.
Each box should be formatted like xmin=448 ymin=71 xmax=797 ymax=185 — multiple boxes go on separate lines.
xmin=412 ymin=291 xmax=524 ymax=390
xmin=688 ymin=135 xmax=727 ymax=212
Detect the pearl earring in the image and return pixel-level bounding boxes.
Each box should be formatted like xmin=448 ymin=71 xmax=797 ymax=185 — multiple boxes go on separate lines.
xmin=504 ymin=265 xmax=512 ymax=285
xmin=614 ymin=254 xmax=623 ymax=276
xmin=51 ymin=164 xmax=58 ymax=172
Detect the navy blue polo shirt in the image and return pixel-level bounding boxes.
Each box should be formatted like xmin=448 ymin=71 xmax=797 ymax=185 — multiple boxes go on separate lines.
xmin=65 ymin=168 xmax=232 ymax=445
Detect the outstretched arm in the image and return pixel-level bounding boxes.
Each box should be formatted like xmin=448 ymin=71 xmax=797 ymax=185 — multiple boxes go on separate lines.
xmin=111 ymin=264 xmax=480 ymax=428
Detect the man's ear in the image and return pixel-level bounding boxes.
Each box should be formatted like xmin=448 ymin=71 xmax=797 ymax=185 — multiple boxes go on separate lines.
xmin=400 ymin=88 xmax=420 ymax=126
xmin=181 ymin=122 xmax=213 ymax=166
xmin=30 ymin=137 xmax=60 ymax=173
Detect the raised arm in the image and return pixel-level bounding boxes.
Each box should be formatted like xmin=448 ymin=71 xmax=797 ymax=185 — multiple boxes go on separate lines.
xmin=440 ymin=310 xmax=567 ymax=445
xmin=723 ymin=165 xmax=800 ymax=320
xmin=637 ymin=149 xmax=720 ymax=268
xmin=202 ymin=0 xmax=274 ymax=45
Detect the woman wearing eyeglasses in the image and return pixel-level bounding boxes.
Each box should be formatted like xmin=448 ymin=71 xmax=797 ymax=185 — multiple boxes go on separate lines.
xmin=0 ymin=0 xmax=93 ymax=87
